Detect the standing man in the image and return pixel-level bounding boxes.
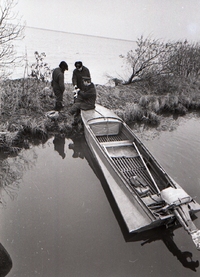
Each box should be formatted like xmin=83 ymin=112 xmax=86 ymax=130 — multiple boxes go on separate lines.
xmin=72 ymin=61 xmax=91 ymax=91
xmin=51 ymin=61 xmax=68 ymax=111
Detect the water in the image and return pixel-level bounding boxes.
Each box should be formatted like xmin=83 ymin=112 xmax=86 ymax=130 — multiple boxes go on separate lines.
xmin=138 ymin=115 xmax=200 ymax=198
xmin=13 ymin=27 xmax=135 ymax=85
xmin=1 ymin=115 xmax=200 ymax=276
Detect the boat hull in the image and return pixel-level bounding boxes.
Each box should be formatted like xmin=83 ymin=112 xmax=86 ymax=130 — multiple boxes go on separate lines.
xmin=81 ymin=104 xmax=200 ymax=235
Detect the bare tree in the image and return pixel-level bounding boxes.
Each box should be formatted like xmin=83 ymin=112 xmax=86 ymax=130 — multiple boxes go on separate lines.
xmin=0 ymin=0 xmax=25 ymax=77
xmin=121 ymin=36 xmax=174 ymax=84
xmin=121 ymin=35 xmax=200 ymax=86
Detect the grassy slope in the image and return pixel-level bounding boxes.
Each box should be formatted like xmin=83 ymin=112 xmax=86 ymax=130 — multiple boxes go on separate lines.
xmin=1 ymin=77 xmax=200 ymax=153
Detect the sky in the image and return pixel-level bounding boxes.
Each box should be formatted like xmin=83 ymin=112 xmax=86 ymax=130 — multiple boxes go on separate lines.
xmin=14 ymin=0 xmax=200 ymax=42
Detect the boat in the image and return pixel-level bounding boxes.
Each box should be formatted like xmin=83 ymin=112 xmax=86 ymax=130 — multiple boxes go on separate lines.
xmin=81 ymin=104 xmax=200 ymax=250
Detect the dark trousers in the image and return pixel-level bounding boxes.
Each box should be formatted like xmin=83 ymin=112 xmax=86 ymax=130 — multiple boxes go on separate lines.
xmin=70 ymin=102 xmax=81 ymax=123
xmin=53 ymin=89 xmax=63 ymax=111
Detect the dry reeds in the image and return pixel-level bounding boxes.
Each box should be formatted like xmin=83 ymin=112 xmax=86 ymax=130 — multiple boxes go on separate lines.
xmin=115 ymin=102 xmax=160 ymax=126
xmin=1 ymin=74 xmax=200 ymax=153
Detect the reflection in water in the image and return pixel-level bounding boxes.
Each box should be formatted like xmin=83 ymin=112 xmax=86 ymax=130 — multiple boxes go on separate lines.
xmin=53 ymin=134 xmax=66 ymax=159
xmin=0 ymin=149 xmax=37 ymax=206
xmin=161 ymin=229 xmax=199 ymax=272
xmin=127 ymin=226 xmax=200 ymax=272
xmin=68 ymin=140 xmax=84 ymax=159
xmin=0 ymin=243 xmax=12 ymax=276
xmin=68 ymin=135 xmax=199 ymax=272
xmin=68 ymin=135 xmax=101 ymax=177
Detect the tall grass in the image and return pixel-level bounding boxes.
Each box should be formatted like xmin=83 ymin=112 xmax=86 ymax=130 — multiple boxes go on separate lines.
xmin=115 ymin=102 xmax=160 ymax=126
xmin=1 ymin=73 xmax=200 ymax=154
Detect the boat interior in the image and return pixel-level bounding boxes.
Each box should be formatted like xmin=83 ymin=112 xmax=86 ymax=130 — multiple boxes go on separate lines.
xmin=88 ymin=118 xmax=171 ymax=216
xmin=84 ymin=111 xmax=200 ymax=249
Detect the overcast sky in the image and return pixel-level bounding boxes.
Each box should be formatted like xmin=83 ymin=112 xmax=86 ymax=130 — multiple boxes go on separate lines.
xmin=15 ymin=0 xmax=200 ymax=41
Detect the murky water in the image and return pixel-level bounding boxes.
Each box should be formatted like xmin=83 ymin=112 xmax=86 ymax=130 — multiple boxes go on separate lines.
xmin=1 ymin=115 xmax=200 ymax=277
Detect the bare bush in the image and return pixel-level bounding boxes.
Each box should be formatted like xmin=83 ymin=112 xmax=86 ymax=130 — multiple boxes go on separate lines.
xmin=120 ymin=36 xmax=174 ymax=84
xmin=30 ymin=51 xmax=52 ymax=82
xmin=167 ymin=40 xmax=200 ymax=78
xmin=122 ymin=36 xmax=200 ymax=86
xmin=0 ymin=0 xmax=25 ymax=77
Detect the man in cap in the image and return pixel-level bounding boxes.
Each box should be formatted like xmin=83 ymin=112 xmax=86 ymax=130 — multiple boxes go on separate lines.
xmin=51 ymin=61 xmax=68 ymax=111
xmin=70 ymin=76 xmax=96 ymax=126
xmin=72 ymin=61 xmax=91 ymax=91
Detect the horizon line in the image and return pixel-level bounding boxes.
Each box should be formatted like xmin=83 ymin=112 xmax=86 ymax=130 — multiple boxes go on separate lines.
xmin=26 ymin=26 xmax=136 ymax=43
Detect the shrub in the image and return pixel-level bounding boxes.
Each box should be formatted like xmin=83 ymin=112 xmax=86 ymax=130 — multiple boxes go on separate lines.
xmin=30 ymin=51 xmax=52 ymax=82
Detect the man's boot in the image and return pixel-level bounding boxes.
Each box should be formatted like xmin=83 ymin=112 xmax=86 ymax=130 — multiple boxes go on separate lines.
xmin=54 ymin=101 xmax=62 ymax=111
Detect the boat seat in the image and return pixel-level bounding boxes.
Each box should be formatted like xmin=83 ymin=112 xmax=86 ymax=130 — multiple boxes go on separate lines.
xmin=102 ymin=141 xmax=139 ymax=158
xmin=90 ymin=120 xmax=122 ymax=136
xmin=101 ymin=140 xmax=132 ymax=147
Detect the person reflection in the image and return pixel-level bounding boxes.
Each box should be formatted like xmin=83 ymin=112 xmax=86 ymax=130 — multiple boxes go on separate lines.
xmin=0 ymin=243 xmax=12 ymax=276
xmin=141 ymin=228 xmax=199 ymax=272
xmin=53 ymin=134 xmax=66 ymax=159
xmin=162 ymin=232 xmax=199 ymax=272
xmin=68 ymin=138 xmax=84 ymax=159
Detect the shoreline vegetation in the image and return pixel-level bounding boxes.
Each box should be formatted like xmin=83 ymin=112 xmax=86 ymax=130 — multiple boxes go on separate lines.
xmin=1 ymin=33 xmax=200 ymax=155
xmin=1 ymin=75 xmax=200 ymax=156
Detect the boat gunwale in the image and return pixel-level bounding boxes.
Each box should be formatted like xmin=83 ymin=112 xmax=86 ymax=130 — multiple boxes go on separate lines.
xmin=82 ymin=117 xmax=162 ymax=221
xmin=81 ymin=106 xmax=200 ymax=219
xmin=81 ymin=106 xmax=200 ymax=247
xmin=82 ymin=108 xmax=177 ymax=195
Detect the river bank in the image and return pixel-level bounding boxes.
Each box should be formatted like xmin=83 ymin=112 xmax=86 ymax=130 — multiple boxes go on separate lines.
xmin=1 ymin=77 xmax=200 ymax=154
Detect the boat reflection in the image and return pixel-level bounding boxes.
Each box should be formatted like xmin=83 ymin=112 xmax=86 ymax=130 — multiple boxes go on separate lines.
xmin=68 ymin=135 xmax=199 ymax=272
xmin=127 ymin=226 xmax=199 ymax=272
xmin=0 ymin=243 xmax=12 ymax=276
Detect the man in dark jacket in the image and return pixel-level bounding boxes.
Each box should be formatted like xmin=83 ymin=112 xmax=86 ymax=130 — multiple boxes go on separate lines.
xmin=72 ymin=61 xmax=91 ymax=91
xmin=52 ymin=61 xmax=68 ymax=111
xmin=70 ymin=76 xmax=96 ymax=126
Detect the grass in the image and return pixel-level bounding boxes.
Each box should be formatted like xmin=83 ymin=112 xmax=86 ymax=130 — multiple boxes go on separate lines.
xmin=1 ymin=75 xmax=200 ymax=154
